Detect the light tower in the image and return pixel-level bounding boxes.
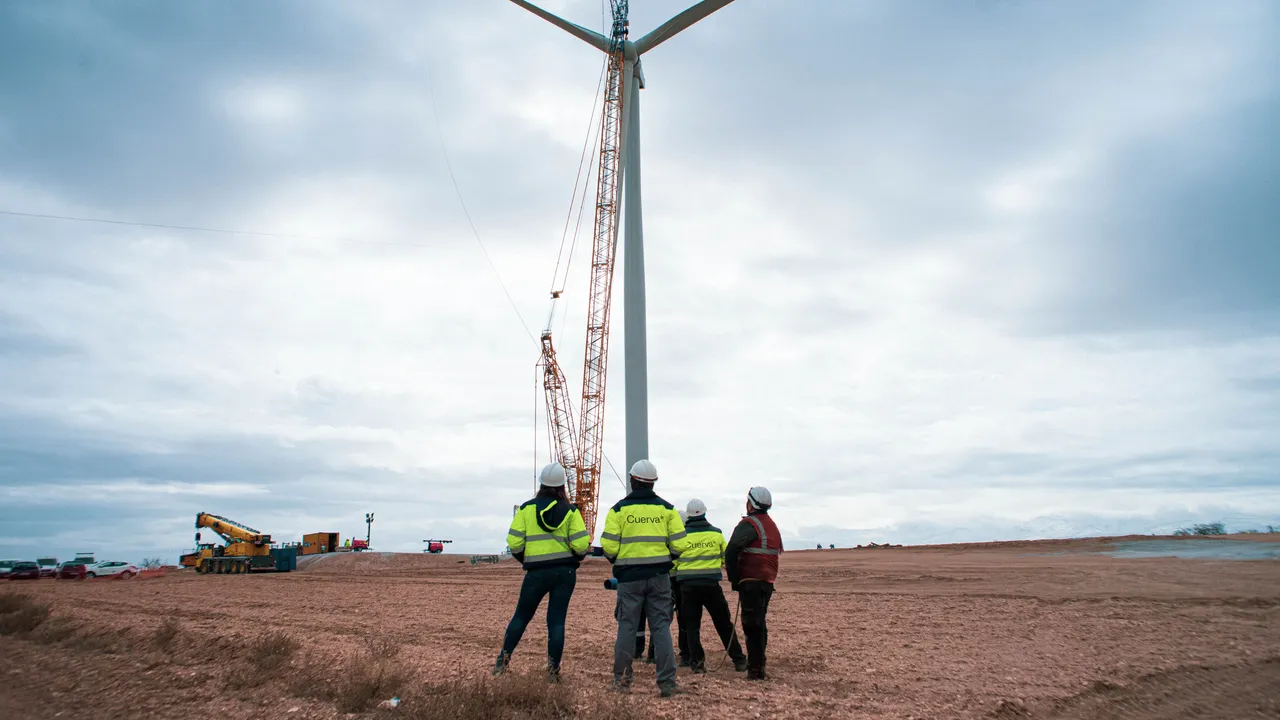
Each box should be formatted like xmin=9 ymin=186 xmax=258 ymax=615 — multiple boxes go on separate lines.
xmin=508 ymin=0 xmax=739 ymax=482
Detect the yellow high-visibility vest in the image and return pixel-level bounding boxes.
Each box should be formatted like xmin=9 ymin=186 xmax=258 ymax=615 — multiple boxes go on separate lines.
xmin=673 ymin=522 xmax=726 ymax=581
xmin=507 ymin=498 xmax=590 ymax=566
xmin=600 ymin=492 xmax=689 ymax=574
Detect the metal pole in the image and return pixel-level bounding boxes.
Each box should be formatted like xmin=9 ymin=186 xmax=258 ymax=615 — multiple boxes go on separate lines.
xmin=622 ymin=63 xmax=647 ymax=492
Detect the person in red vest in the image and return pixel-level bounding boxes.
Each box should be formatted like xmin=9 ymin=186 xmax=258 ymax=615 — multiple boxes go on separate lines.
xmin=724 ymin=486 xmax=782 ymax=680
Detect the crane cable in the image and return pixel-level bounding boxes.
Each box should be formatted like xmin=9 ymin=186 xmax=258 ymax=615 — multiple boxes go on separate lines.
xmin=425 ymin=51 xmax=536 ymax=345
xmin=546 ymin=0 xmax=614 ymax=336
xmin=546 ymin=56 xmax=609 ymax=334
xmin=536 ymin=50 xmax=628 ymax=492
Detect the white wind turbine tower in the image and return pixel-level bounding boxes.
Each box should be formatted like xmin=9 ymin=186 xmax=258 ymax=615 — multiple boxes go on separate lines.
xmin=508 ymin=0 xmax=739 ymax=481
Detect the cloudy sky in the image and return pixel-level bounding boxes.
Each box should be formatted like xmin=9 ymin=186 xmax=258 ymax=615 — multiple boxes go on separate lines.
xmin=2 ymin=0 xmax=1278 ymax=564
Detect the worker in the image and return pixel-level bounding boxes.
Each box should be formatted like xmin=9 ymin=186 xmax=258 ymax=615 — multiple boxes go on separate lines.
xmin=725 ymin=486 xmax=783 ymax=680
xmin=496 ymin=462 xmax=591 ymax=681
xmin=674 ymin=498 xmax=748 ymax=673
xmin=601 ymin=459 xmax=690 ymax=697
xmin=646 ymin=510 xmax=691 ymax=667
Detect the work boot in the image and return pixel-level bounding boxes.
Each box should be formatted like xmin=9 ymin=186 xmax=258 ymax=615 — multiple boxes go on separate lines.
xmin=733 ymin=657 xmax=749 ymax=672
xmin=746 ymin=666 xmax=768 ymax=681
xmin=609 ymin=675 xmax=632 ymax=693
xmin=658 ymin=681 xmax=685 ymax=698
xmin=492 ymin=651 xmax=511 ymax=676
xmin=546 ymin=658 xmax=561 ymax=684
xmin=690 ymin=661 xmax=707 ymax=675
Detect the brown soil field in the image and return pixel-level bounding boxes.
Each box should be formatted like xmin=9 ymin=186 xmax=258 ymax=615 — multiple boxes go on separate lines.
xmin=2 ymin=536 xmax=1279 ymax=720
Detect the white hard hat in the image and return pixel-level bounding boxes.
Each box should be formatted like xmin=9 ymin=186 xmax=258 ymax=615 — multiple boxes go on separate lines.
xmin=539 ymin=462 xmax=567 ymax=488
xmin=747 ymin=486 xmax=772 ymax=510
xmin=628 ymin=459 xmax=658 ymax=481
xmin=686 ymin=499 xmax=707 ymax=518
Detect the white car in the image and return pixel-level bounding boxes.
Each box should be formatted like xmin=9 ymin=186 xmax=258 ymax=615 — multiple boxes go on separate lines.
xmin=86 ymin=561 xmax=138 ymax=578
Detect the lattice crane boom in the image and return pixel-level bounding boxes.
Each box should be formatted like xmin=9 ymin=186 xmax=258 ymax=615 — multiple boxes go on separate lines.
xmin=534 ymin=1 xmax=628 ymax=537
xmin=573 ymin=1 xmax=628 ymax=536
xmin=538 ymin=327 xmax=580 ymax=494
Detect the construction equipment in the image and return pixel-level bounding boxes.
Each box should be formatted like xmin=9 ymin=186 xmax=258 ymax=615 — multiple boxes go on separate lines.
xmin=536 ymin=0 xmax=630 ymax=537
xmin=423 ymin=539 xmax=453 ymax=554
xmin=179 ymin=512 xmax=276 ymax=574
xmin=301 ymin=532 xmax=338 ymax=555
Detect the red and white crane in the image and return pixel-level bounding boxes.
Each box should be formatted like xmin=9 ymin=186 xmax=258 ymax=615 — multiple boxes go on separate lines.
xmin=536 ymin=1 xmax=629 ymax=537
xmin=519 ymin=0 xmax=740 ymax=538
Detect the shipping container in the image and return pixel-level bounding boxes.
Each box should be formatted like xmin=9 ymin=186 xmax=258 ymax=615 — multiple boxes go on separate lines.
xmin=301 ymin=532 xmax=339 ymax=555
xmin=270 ymin=546 xmax=297 ymax=572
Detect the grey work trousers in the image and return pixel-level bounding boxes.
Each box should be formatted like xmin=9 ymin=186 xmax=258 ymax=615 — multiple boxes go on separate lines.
xmin=613 ymin=573 xmax=676 ymax=686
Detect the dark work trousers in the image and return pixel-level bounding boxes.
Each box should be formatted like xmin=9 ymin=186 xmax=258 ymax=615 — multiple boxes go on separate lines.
xmin=680 ymin=581 xmax=746 ymax=666
xmin=736 ymin=581 xmax=774 ymax=673
xmin=613 ymin=574 xmax=677 ymax=686
xmin=645 ymin=576 xmax=689 ymax=662
xmin=501 ymin=565 xmax=578 ymax=668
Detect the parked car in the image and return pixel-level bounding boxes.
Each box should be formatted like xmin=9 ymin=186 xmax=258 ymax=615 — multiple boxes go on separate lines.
xmin=86 ymin=561 xmax=138 ymax=579
xmin=0 ymin=560 xmax=16 ymax=578
xmin=7 ymin=561 xmax=41 ymax=580
xmin=58 ymin=560 xmax=89 ymax=580
xmin=37 ymin=557 xmax=58 ymax=579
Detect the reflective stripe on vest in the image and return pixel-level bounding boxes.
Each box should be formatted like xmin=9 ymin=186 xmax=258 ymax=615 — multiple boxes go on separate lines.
xmin=738 ymin=513 xmax=782 ymax=583
xmin=744 ymin=516 xmax=779 ymax=554
xmin=605 ymin=504 xmax=681 ymax=566
xmin=673 ymin=529 xmax=725 ymax=580
xmin=516 ymin=504 xmax=579 ymax=565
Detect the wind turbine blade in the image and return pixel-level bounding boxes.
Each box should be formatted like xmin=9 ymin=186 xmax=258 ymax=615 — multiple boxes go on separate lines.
xmin=507 ymin=0 xmax=612 ymax=53
xmin=634 ymin=0 xmax=737 ymax=56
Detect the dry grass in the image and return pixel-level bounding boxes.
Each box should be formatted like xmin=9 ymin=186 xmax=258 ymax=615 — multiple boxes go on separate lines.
xmin=151 ymin=617 xmax=181 ymax=651
xmin=30 ymin=616 xmax=78 ymax=645
xmin=401 ymin=671 xmax=644 ymax=720
xmin=65 ymin=626 xmax=137 ymax=654
xmin=0 ymin=591 xmax=32 ymax=615
xmin=225 ymin=630 xmax=301 ymax=688
xmin=291 ymin=635 xmax=411 ymax=713
xmin=248 ymin=630 xmax=300 ymax=672
xmin=0 ymin=592 xmax=50 ymax=636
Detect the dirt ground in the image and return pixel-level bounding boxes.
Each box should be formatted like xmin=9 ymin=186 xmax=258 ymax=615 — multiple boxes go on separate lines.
xmin=2 ymin=535 xmax=1279 ymax=719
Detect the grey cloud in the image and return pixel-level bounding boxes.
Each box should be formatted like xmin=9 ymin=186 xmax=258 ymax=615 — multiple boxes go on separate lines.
xmin=796 ymin=507 xmax=1280 ymax=548
xmin=637 ymin=0 xmax=1280 ymax=336
xmin=2 ymin=0 xmax=1279 ymax=562
xmin=935 ymin=449 xmax=1280 ymax=491
xmin=1011 ymin=95 xmax=1280 ymax=336
xmin=0 ymin=410 xmax=527 ymax=560
xmin=0 ymin=311 xmax=80 ymax=358
xmin=0 ymin=1 xmax=569 ymax=248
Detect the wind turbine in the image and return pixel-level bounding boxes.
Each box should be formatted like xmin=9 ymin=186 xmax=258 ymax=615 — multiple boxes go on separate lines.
xmin=508 ymin=0 xmax=739 ymax=482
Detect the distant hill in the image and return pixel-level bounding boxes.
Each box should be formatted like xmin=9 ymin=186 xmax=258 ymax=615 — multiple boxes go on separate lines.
xmin=795 ymin=510 xmax=1279 ymax=548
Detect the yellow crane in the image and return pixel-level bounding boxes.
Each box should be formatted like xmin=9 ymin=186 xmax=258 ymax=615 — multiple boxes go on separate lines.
xmin=179 ymin=512 xmax=276 ymax=574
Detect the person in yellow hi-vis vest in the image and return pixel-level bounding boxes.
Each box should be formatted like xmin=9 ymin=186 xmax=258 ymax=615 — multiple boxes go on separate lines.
xmin=673 ymin=498 xmax=748 ymax=673
xmin=496 ymin=462 xmax=591 ymax=681
xmin=601 ymin=459 xmax=691 ymax=698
